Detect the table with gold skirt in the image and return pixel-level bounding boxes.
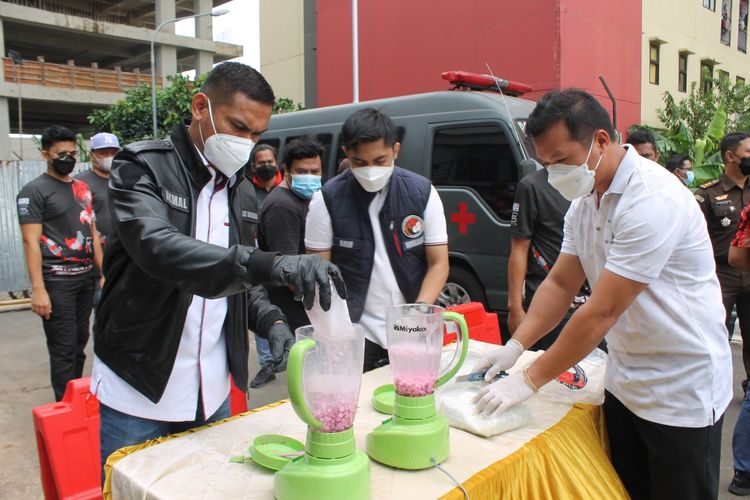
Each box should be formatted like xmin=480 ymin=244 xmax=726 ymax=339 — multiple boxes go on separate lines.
xmin=105 ymin=347 xmax=628 ymax=499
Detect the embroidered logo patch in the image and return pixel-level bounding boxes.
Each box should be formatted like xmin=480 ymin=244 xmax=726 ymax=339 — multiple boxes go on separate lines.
xmin=555 ymin=364 xmax=587 ymax=390
xmin=401 ymin=215 xmax=424 ymax=238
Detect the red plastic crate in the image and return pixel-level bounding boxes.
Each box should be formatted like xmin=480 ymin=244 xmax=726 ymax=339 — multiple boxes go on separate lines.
xmin=229 ymin=377 xmax=248 ymax=415
xmin=444 ymin=302 xmax=502 ymax=345
xmin=32 ymin=377 xmax=102 ymax=500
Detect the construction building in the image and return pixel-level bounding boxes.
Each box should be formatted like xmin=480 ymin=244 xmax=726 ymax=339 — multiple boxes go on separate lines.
xmin=0 ymin=0 xmax=242 ymax=159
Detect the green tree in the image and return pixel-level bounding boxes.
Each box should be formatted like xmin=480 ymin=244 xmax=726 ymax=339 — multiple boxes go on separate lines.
xmin=632 ymin=72 xmax=750 ymax=187
xmin=88 ymin=74 xmax=302 ymax=144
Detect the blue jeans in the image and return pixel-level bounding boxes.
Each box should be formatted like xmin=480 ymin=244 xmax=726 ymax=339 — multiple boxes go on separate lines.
xmin=734 ymin=388 xmax=750 ymax=473
xmin=99 ymin=395 xmax=230 ymax=480
xmin=256 ymin=334 xmax=273 ymax=366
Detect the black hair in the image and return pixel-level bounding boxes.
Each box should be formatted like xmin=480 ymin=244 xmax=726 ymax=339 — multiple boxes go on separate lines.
xmin=720 ymin=132 xmax=750 ymax=161
xmin=665 ymin=154 xmax=690 ymax=173
xmin=41 ymin=125 xmax=76 ymax=150
xmin=341 ymin=108 xmax=398 ymax=150
xmin=282 ymin=136 xmax=325 ymax=169
xmin=525 ymin=89 xmax=615 ymax=144
xmin=201 ymin=62 xmax=275 ymax=107
xmin=626 ymin=128 xmax=657 ymax=149
xmin=250 ymin=143 xmax=278 ymax=164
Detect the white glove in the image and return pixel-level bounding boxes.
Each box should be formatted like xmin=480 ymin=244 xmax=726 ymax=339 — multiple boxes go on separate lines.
xmin=472 ymin=371 xmax=536 ymax=417
xmin=471 ymin=339 xmax=524 ymax=382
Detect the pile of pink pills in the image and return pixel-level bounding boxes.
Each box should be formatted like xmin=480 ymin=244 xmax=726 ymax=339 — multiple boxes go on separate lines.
xmin=313 ymin=401 xmax=356 ymax=432
xmin=394 ymin=376 xmax=436 ymax=396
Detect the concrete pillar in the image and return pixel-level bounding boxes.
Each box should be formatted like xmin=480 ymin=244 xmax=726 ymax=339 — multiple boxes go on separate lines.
xmin=0 ymin=19 xmax=11 ymax=159
xmin=155 ymin=0 xmax=178 ymax=87
xmin=194 ymin=0 xmax=214 ymax=77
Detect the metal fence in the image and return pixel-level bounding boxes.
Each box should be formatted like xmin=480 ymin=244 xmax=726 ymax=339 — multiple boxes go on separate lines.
xmin=0 ymin=161 xmax=91 ymax=293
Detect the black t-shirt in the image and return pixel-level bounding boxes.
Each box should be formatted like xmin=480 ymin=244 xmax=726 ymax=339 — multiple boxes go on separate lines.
xmin=258 ymin=185 xmax=308 ymax=255
xmin=17 ymin=173 xmax=96 ymax=280
xmin=510 ymin=168 xmax=570 ymax=301
xmin=258 ymin=185 xmax=310 ymax=330
xmin=75 ymin=169 xmax=112 ymax=246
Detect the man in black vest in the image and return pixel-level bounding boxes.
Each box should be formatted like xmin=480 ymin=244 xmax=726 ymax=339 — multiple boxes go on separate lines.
xmin=305 ymin=108 xmax=449 ymax=372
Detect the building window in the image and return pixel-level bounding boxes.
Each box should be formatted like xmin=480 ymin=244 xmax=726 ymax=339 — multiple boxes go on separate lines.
xmin=701 ymin=60 xmax=715 ymax=93
xmin=740 ymin=0 xmax=748 ymax=52
xmin=649 ymin=43 xmax=660 ymax=85
xmin=738 ymin=76 xmax=746 ymax=85
xmin=705 ymin=0 xmax=717 ymax=10
xmin=678 ymin=52 xmax=689 ymax=92
xmin=718 ymin=69 xmax=730 ymax=82
xmin=722 ymin=0 xmax=733 ymax=45
xmin=431 ymin=124 xmax=518 ymax=221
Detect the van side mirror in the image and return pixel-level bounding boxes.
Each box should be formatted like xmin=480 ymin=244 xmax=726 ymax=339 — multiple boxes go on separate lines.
xmin=518 ymin=159 xmax=540 ymax=179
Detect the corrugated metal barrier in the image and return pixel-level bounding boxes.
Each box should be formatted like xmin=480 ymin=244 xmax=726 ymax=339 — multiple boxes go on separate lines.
xmin=0 ymin=161 xmax=91 ymax=293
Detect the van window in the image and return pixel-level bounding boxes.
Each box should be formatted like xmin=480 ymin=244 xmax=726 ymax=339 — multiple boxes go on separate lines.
xmin=257 ymin=138 xmax=280 ymax=150
xmin=430 ymin=124 xmax=518 ymax=221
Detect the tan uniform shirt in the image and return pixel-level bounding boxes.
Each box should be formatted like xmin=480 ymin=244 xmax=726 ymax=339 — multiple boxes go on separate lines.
xmin=694 ymin=173 xmax=750 ymax=263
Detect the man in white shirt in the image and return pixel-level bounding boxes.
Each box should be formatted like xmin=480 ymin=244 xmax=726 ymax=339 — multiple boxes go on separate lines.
xmin=305 ymin=108 xmax=449 ymax=371
xmin=473 ymin=89 xmax=732 ymax=500
xmin=92 ymin=63 xmax=345 ymax=474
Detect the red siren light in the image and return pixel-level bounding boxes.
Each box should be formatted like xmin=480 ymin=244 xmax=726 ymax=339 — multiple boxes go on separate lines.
xmin=441 ymin=70 xmax=533 ymax=96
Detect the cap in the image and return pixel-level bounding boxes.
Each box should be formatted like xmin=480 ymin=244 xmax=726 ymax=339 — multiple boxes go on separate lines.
xmin=90 ymin=132 xmax=121 ymax=151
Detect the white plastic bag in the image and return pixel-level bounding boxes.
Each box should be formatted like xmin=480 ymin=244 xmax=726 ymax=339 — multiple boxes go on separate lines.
xmin=304 ymin=281 xmax=355 ymax=338
xmin=535 ymin=348 xmax=607 ymax=405
xmin=438 ymin=383 xmax=531 ymax=438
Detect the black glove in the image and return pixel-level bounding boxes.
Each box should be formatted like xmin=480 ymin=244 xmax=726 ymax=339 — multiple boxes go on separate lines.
xmin=270 ymin=255 xmax=347 ymax=310
xmin=267 ymin=321 xmax=294 ymax=372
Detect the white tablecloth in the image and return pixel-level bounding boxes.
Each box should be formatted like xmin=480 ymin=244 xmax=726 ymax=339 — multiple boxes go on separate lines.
xmin=110 ymin=342 xmax=606 ymax=499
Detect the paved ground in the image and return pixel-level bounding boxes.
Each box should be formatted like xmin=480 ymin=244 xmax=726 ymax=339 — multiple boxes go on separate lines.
xmin=0 ymin=306 xmax=744 ymax=499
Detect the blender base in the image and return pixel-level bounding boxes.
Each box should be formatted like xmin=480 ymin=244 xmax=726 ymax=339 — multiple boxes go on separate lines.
xmin=274 ymin=449 xmax=371 ymax=500
xmin=366 ymin=414 xmax=450 ymax=470
xmin=275 ymin=428 xmax=371 ymax=500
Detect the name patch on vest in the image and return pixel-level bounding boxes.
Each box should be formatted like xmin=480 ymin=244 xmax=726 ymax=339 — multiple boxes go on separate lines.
xmin=403 ymin=236 xmax=424 ymax=250
xmin=161 ymin=187 xmax=189 ymax=212
xmin=334 ymin=238 xmax=359 ymax=250
xmin=241 ymin=209 xmax=258 ymax=222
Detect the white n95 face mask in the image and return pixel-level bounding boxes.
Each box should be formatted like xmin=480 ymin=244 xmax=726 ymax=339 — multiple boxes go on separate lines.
xmin=352 ymin=163 xmax=394 ymax=192
xmin=200 ymin=98 xmax=255 ymax=178
xmin=547 ymin=137 xmax=604 ymax=201
xmin=98 ymin=156 xmax=113 ymax=172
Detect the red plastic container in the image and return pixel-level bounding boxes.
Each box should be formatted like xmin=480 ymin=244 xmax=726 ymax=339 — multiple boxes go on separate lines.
xmin=444 ymin=302 xmax=502 ymax=346
xmin=229 ymin=378 xmax=248 ymax=415
xmin=33 ymin=377 xmax=102 ymax=500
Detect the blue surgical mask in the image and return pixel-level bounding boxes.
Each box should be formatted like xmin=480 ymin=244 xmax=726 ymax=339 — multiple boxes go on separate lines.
xmin=290 ymin=174 xmax=321 ymax=199
xmin=684 ymin=170 xmax=695 ymax=186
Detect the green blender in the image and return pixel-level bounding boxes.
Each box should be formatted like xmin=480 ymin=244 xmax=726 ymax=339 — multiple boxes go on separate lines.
xmin=366 ymin=304 xmax=469 ymax=470
xmin=274 ymin=324 xmax=371 ymax=500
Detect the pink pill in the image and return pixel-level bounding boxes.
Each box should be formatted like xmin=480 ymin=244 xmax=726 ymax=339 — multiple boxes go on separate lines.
xmin=313 ymin=400 xmax=356 ymax=432
xmin=394 ymin=376 xmax=436 ymax=397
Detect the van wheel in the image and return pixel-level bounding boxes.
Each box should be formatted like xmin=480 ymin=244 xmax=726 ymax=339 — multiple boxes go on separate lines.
xmin=437 ymin=267 xmax=486 ymax=308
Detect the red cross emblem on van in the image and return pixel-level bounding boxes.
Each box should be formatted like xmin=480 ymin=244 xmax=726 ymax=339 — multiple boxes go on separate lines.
xmin=450 ymin=202 xmax=476 ymax=235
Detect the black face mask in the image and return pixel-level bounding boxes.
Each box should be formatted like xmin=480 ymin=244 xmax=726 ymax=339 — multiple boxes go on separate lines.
xmin=740 ymin=157 xmax=750 ymax=176
xmin=255 ymin=164 xmax=278 ymax=181
xmin=51 ymin=155 xmax=76 ymax=176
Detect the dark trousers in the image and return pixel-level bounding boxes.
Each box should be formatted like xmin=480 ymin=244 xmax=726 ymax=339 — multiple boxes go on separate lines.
xmin=717 ymin=265 xmax=750 ymax=387
xmin=604 ymin=391 xmax=722 ymax=500
xmin=42 ymin=279 xmax=94 ymax=401
xmin=363 ymin=338 xmax=389 ymax=373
